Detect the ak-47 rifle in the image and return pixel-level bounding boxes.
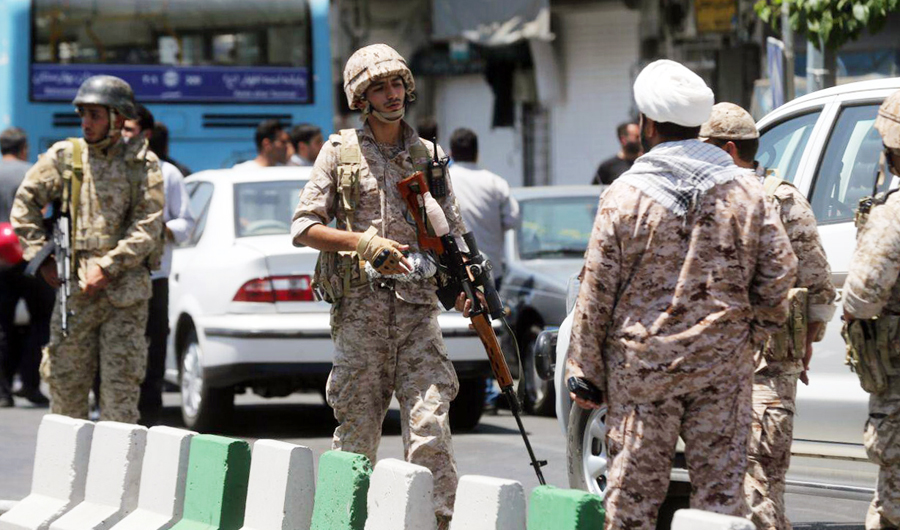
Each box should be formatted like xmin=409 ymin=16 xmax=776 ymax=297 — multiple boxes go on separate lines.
xmin=397 ymin=171 xmax=548 ymax=485
xmin=25 ymin=203 xmax=73 ymax=336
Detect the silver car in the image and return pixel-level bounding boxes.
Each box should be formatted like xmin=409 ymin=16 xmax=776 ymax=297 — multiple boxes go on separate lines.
xmin=499 ymin=185 xmax=603 ymax=415
xmin=546 ymin=78 xmax=900 ymax=527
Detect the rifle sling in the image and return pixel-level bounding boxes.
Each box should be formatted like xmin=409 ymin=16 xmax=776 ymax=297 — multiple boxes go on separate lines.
xmin=67 ymin=138 xmax=84 ymax=275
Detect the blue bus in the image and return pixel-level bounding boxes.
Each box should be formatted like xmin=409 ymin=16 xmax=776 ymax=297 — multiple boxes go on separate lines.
xmin=0 ymin=0 xmax=332 ymax=171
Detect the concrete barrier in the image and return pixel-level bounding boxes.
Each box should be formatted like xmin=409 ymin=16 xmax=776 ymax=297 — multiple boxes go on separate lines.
xmin=526 ymin=486 xmax=604 ymax=530
xmin=239 ymin=440 xmax=315 ymax=530
xmin=364 ymin=459 xmax=435 ymax=530
xmin=49 ymin=422 xmax=147 ymax=530
xmin=170 ymin=435 xmax=251 ymax=530
xmin=449 ymin=476 xmax=526 ymax=530
xmin=0 ymin=415 xmax=94 ymax=530
xmin=310 ymin=451 xmax=372 ymax=530
xmin=108 ymin=426 xmax=196 ymax=530
xmin=671 ymin=509 xmax=755 ymax=530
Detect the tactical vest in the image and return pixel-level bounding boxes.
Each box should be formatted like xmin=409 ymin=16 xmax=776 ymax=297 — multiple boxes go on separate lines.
xmin=844 ymin=154 xmax=900 ymax=393
xmin=311 ymin=129 xmax=432 ymax=303
xmin=62 ymin=138 xmax=163 ymax=273
xmin=762 ymin=175 xmax=809 ymax=362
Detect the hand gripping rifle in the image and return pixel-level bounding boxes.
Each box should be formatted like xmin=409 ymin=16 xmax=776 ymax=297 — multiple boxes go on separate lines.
xmin=397 ymin=171 xmax=548 ymax=485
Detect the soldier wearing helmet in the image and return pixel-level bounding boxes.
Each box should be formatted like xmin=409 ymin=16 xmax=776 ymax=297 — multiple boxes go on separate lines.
xmin=702 ymin=102 xmax=837 ymax=530
xmin=291 ymin=44 xmax=467 ymax=529
xmin=844 ymin=89 xmax=900 ymax=530
xmin=9 ymin=75 xmax=163 ymax=423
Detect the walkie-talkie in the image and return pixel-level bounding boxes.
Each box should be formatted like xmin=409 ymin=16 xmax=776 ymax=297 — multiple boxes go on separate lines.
xmin=427 ymin=135 xmax=449 ymax=199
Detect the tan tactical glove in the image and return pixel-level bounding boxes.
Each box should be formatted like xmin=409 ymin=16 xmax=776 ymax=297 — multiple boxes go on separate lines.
xmin=356 ymin=226 xmax=409 ymax=275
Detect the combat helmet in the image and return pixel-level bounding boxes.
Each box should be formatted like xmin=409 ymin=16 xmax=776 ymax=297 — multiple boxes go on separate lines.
xmin=699 ymin=102 xmax=758 ymax=141
xmin=343 ymin=44 xmax=416 ymax=111
xmin=72 ymin=75 xmax=138 ymax=120
xmin=876 ymin=89 xmax=900 ymax=151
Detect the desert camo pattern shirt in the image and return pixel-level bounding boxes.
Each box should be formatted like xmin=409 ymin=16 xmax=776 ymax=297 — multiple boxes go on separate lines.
xmin=844 ymin=190 xmax=900 ymax=319
xmin=757 ymin=177 xmax=836 ymax=375
xmin=567 ymin=165 xmax=797 ymax=404
xmin=291 ymin=120 xmax=467 ymax=306
xmin=12 ymin=138 xmax=164 ymax=307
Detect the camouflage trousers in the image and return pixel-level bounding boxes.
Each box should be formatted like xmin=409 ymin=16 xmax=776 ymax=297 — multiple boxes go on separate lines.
xmin=41 ymin=290 xmax=148 ymax=423
xmin=865 ymin=376 xmax=900 ymax=530
xmin=604 ymin=379 xmax=752 ymax=530
xmin=326 ymin=288 xmax=460 ymax=520
xmin=744 ymin=372 xmax=798 ymax=530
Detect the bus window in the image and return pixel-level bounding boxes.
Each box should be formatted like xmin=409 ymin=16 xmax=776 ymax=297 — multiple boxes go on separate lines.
xmin=31 ymin=0 xmax=312 ymax=104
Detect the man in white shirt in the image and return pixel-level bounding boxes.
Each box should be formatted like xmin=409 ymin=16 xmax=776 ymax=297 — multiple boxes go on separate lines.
xmin=122 ymin=105 xmax=196 ymax=426
xmin=288 ymin=123 xmax=324 ymax=167
xmin=233 ymin=119 xmax=290 ymax=169
xmin=448 ymin=128 xmax=520 ymax=282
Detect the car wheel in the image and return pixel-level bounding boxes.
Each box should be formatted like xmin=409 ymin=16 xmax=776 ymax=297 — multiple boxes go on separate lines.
xmin=449 ymin=377 xmax=486 ymax=432
xmin=520 ymin=323 xmax=556 ymax=416
xmin=567 ymin=403 xmax=609 ymax=497
xmin=179 ymin=328 xmax=234 ymax=432
xmin=567 ymin=403 xmax=691 ymax=530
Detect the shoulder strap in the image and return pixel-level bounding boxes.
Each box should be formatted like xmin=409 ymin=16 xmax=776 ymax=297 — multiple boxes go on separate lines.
xmin=409 ymin=140 xmax=430 ymax=173
xmin=763 ymin=175 xmax=786 ymax=200
xmin=337 ymin=129 xmax=361 ymax=230
xmin=66 ymin=138 xmax=85 ymax=274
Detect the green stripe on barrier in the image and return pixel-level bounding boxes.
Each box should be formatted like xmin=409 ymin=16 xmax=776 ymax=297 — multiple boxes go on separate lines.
xmin=170 ymin=434 xmax=251 ymax=530
xmin=310 ymin=450 xmax=372 ymax=530
xmin=527 ymin=485 xmax=605 ymax=530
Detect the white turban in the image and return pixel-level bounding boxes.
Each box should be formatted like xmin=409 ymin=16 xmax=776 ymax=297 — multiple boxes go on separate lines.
xmin=634 ymin=60 xmax=714 ymax=127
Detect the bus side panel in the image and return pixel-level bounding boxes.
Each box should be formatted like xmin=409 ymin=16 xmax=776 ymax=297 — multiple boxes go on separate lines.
xmin=1 ymin=0 xmax=39 ymax=158
xmin=310 ymin=0 xmax=334 ymax=136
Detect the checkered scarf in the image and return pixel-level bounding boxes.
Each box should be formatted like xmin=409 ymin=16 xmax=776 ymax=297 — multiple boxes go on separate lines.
xmin=618 ymin=140 xmax=748 ymax=216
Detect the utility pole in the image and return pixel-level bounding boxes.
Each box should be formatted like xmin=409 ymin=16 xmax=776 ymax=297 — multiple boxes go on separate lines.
xmin=781 ymin=0 xmax=795 ymax=101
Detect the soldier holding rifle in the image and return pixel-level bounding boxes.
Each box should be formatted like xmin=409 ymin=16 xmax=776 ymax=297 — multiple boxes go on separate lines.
xmin=291 ymin=44 xmax=467 ymax=529
xmin=10 ymin=75 xmax=163 ymax=423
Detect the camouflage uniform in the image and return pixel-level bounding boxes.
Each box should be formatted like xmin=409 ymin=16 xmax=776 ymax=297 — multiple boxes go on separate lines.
xmin=11 ymin=138 xmax=164 ymax=423
xmin=567 ymin=141 xmax=797 ymax=530
xmin=744 ymin=173 xmax=836 ymax=530
xmin=291 ymin=116 xmax=466 ymax=521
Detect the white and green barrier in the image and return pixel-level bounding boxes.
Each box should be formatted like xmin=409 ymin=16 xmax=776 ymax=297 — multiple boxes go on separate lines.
xmin=0 ymin=414 xmax=747 ymax=530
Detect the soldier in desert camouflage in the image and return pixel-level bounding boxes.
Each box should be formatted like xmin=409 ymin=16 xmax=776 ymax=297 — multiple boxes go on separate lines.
xmin=700 ymin=102 xmax=837 ymax=530
xmin=290 ymin=44 xmax=467 ymax=529
xmin=843 ymin=89 xmax=900 ymax=530
xmin=11 ymin=75 xmax=163 ymax=423
xmin=565 ymin=60 xmax=797 ymax=530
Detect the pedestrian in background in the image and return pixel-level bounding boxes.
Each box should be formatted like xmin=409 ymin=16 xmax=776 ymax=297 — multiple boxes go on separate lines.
xmin=566 ymin=60 xmax=797 ymax=529
xmin=148 ymin=123 xmax=191 ymax=177
xmin=11 ymin=76 xmax=163 ymax=423
xmin=123 ymin=104 xmax=196 ymax=427
xmin=417 ymin=116 xmax=439 ymax=144
xmin=234 ymin=119 xmax=290 ymax=169
xmin=0 ymin=127 xmax=52 ymax=407
xmin=592 ymin=121 xmax=641 ymax=185
xmin=842 ymin=89 xmax=900 ymax=530
xmin=292 ymin=44 xmax=467 ymax=530
xmin=448 ymin=128 xmax=520 ymax=284
xmin=700 ymin=102 xmax=837 ymax=530
xmin=288 ymin=124 xmax=324 ymax=167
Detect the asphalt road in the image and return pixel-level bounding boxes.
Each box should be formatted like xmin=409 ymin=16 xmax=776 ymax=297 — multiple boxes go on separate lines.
xmin=0 ymin=391 xmax=871 ymax=529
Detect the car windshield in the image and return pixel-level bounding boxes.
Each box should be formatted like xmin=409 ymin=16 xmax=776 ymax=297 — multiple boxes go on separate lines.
xmin=517 ymin=195 xmax=599 ymax=260
xmin=234 ymin=180 xmax=306 ymax=237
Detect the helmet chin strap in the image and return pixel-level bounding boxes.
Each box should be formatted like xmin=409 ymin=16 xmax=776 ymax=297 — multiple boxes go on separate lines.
xmin=360 ymin=101 xmax=405 ymax=123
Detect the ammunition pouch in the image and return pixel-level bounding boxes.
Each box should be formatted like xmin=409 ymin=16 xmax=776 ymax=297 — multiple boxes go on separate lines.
xmin=312 ymin=250 xmax=368 ymax=304
xmin=765 ymin=288 xmax=809 ymax=362
xmin=843 ymin=315 xmax=900 ymax=394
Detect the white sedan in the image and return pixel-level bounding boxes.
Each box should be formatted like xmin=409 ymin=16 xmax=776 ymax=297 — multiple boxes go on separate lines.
xmin=165 ymin=166 xmax=492 ymax=432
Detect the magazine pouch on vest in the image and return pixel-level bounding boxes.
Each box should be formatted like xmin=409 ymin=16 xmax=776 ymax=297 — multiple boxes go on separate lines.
xmin=765 ymin=287 xmax=808 ymax=361
xmin=843 ymin=316 xmax=900 ymax=394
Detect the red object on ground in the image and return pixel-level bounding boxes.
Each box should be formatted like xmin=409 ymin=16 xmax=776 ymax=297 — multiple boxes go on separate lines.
xmin=0 ymin=223 xmax=23 ymax=266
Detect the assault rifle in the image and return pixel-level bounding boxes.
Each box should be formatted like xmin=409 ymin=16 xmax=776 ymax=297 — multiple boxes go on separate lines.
xmin=25 ymin=205 xmax=73 ymax=337
xmin=397 ymin=171 xmax=548 ymax=485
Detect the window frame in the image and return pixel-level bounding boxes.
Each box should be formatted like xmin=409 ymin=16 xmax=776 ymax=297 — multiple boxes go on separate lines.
xmin=180 ymin=181 xmax=215 ymax=247
xmin=807 ymin=100 xmax=887 ymax=226
xmin=756 ymin=107 xmax=825 ymax=186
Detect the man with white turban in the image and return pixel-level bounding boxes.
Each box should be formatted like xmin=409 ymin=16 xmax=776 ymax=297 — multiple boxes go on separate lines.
xmin=566 ymin=59 xmax=797 ymax=529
